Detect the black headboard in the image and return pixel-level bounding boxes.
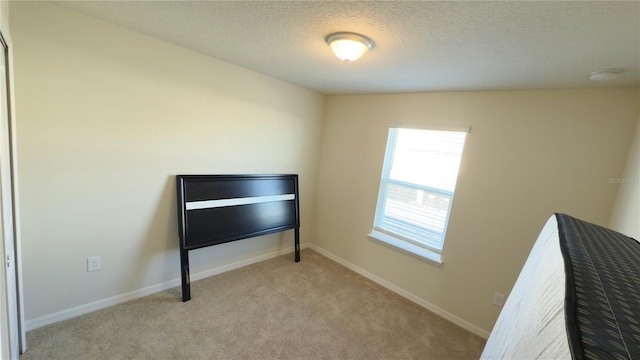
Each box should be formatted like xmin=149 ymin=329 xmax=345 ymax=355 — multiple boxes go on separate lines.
xmin=176 ymin=174 xmax=300 ymax=301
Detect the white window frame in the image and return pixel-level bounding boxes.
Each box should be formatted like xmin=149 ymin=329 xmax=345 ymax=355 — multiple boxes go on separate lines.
xmin=369 ymin=126 xmax=468 ymax=265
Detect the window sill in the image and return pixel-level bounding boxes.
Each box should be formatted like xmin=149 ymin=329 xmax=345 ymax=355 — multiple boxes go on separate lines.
xmin=368 ymin=230 xmax=443 ymax=267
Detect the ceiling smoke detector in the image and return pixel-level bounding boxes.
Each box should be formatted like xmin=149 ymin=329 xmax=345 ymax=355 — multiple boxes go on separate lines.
xmin=590 ymin=69 xmax=621 ymax=81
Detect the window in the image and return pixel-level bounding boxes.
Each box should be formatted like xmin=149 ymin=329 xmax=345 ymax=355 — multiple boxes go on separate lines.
xmin=370 ymin=127 xmax=468 ymax=264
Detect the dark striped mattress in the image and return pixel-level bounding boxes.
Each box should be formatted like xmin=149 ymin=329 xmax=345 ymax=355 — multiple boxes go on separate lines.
xmin=481 ymin=214 xmax=640 ymax=359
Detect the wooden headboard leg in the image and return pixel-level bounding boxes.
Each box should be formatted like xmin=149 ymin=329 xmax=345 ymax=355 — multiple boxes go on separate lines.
xmin=295 ymin=227 xmax=300 ymax=262
xmin=180 ymin=249 xmax=191 ymax=302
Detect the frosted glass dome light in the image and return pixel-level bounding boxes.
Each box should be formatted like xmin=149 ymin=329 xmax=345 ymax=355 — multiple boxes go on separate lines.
xmin=325 ymin=32 xmax=375 ymax=62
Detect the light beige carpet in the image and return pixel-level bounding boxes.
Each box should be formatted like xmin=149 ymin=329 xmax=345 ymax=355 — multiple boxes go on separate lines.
xmin=21 ymin=249 xmax=485 ymax=359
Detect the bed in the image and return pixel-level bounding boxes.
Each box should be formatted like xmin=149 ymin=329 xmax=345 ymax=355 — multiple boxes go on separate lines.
xmin=481 ymin=213 xmax=640 ymax=359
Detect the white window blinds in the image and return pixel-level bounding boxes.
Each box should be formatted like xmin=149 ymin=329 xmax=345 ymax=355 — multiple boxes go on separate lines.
xmin=373 ymin=127 xmax=467 ymax=253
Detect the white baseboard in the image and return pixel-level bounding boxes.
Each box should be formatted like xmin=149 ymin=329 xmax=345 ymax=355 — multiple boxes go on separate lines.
xmin=26 ymin=243 xmax=489 ymax=339
xmin=308 ymin=244 xmax=490 ymax=339
xmin=25 ymin=244 xmax=308 ymax=332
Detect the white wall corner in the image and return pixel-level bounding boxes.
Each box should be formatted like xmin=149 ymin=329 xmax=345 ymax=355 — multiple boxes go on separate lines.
xmin=608 ymin=112 xmax=640 ymax=239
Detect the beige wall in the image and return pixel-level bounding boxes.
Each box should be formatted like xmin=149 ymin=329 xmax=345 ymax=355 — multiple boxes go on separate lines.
xmin=313 ymin=89 xmax=638 ymax=333
xmin=609 ymin=92 xmax=640 ymax=239
xmin=11 ymin=2 xmax=325 ymax=320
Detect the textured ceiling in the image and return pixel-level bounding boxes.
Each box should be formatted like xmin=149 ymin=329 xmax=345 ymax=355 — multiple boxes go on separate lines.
xmin=55 ymin=1 xmax=640 ymax=95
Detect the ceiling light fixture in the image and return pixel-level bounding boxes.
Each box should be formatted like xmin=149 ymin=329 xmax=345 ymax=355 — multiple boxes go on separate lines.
xmin=590 ymin=69 xmax=621 ymax=81
xmin=325 ymin=32 xmax=375 ymax=62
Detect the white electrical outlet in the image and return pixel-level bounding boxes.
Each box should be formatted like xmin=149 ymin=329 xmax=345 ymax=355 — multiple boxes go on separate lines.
xmin=492 ymin=292 xmax=505 ymax=307
xmin=87 ymin=256 xmax=101 ymax=272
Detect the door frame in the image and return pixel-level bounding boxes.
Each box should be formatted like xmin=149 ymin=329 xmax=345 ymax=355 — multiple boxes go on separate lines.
xmin=0 ymin=28 xmax=25 ymax=358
